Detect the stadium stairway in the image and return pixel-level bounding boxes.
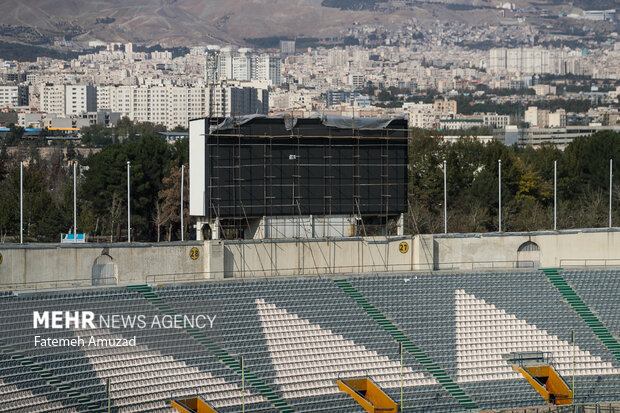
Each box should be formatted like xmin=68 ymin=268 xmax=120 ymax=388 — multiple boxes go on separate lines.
xmin=542 ymin=268 xmax=620 ymax=363
xmin=0 ymin=339 xmax=104 ymax=412
xmin=126 ymin=285 xmax=294 ymax=413
xmin=333 ymin=279 xmax=478 ymax=411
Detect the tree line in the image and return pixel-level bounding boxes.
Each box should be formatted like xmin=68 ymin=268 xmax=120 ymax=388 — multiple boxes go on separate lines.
xmin=406 ymin=129 xmax=620 ymax=234
xmin=0 ymin=123 xmax=189 ymax=243
xmin=0 ymin=126 xmax=618 ymax=242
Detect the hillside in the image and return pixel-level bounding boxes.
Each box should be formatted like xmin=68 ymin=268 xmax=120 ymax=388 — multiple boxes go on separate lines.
xmin=0 ymin=0 xmax=611 ymax=47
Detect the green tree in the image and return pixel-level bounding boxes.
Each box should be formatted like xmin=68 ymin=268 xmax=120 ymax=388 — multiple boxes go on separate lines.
xmin=4 ymin=165 xmax=64 ymax=241
xmin=82 ymin=135 xmax=173 ymax=240
xmin=1 ymin=124 xmax=24 ymax=146
xmin=81 ymin=124 xmax=114 ymax=146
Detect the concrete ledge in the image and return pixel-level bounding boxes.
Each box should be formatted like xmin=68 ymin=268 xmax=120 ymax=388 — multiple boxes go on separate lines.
xmin=1 ymin=229 xmax=619 ymax=290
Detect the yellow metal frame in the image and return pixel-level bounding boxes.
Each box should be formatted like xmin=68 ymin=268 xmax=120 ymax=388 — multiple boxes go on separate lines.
xmin=513 ymin=365 xmax=573 ymax=405
xmin=338 ymin=377 xmax=399 ymax=413
xmin=170 ymin=397 xmax=219 ymax=413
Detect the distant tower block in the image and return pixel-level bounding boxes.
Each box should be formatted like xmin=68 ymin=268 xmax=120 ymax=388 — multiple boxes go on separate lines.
xmin=205 ymin=50 xmax=219 ymax=84
xmin=280 ymin=40 xmax=295 ymax=57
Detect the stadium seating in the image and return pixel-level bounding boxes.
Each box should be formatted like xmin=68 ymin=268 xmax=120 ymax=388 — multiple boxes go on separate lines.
xmin=1 ymin=269 xmax=619 ymax=412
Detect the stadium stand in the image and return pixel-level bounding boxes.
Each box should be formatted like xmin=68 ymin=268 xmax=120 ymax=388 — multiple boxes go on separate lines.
xmin=1 ymin=269 xmax=619 ymax=412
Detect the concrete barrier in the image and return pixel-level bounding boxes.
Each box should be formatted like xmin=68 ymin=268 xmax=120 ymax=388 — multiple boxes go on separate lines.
xmin=1 ymin=229 xmax=619 ymax=290
xmin=0 ymin=242 xmax=209 ymax=289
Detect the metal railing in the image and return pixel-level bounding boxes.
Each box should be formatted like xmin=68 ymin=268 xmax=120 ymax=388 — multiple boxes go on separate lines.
xmin=0 ymin=277 xmax=98 ymax=291
xmin=507 ymin=351 xmax=554 ymax=368
xmin=436 ymin=260 xmax=535 ymax=270
xmin=559 ymin=259 xmax=620 ymax=268
xmin=145 ymin=260 xmax=537 ymax=285
xmin=503 ymin=403 xmax=620 ymax=413
xmin=0 ymin=259 xmax=540 ymax=291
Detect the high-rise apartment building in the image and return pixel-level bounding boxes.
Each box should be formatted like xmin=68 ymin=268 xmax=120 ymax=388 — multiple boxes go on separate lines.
xmin=40 ymin=84 xmax=96 ymax=115
xmin=218 ymin=49 xmax=233 ymax=80
xmin=205 ymin=51 xmax=219 ymax=84
xmin=232 ymin=56 xmax=252 ymax=81
xmin=524 ymin=106 xmax=550 ymax=127
xmin=0 ymin=85 xmax=29 ymax=107
xmin=280 ymin=40 xmax=295 ymax=56
xmin=434 ymin=99 xmax=457 ymax=114
xmin=97 ymin=84 xmax=268 ymax=129
xmin=254 ymin=56 xmax=281 ymax=86
xmin=65 ymin=85 xmax=97 ymax=115
xmin=40 ymin=84 xmax=66 ymax=115
xmin=205 ymin=49 xmax=282 ymax=85
xmin=489 ymin=48 xmax=570 ymax=75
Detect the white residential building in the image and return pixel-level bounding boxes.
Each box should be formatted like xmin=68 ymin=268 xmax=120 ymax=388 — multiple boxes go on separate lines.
xmin=489 ymin=48 xmax=569 ymax=75
xmin=40 ymin=84 xmax=66 ymax=115
xmin=218 ymin=49 xmax=233 ymax=80
xmin=349 ymin=74 xmax=365 ymax=88
xmin=64 ymin=85 xmax=97 ymax=115
xmin=404 ymin=102 xmax=441 ymax=129
xmin=40 ymin=84 xmax=96 ymax=115
xmin=548 ymin=109 xmax=567 ymax=128
xmin=440 ymin=118 xmax=484 ymax=130
xmin=483 ymin=113 xmax=511 ymax=128
xmin=0 ymin=85 xmax=28 ymax=107
xmin=254 ymin=56 xmax=281 ymax=86
xmin=97 ymin=84 xmax=268 ymax=129
xmin=233 ymin=56 xmax=252 ymax=81
xmin=525 ymin=106 xmax=566 ymax=128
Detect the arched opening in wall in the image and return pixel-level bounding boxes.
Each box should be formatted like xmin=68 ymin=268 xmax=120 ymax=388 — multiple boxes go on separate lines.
xmin=517 ymin=241 xmax=540 ymax=269
xmin=202 ymin=223 xmax=212 ymax=240
xmin=92 ymin=254 xmax=118 ymax=285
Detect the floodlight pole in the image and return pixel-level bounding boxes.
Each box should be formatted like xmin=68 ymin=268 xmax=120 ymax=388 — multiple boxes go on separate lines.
xmin=443 ymin=160 xmax=447 ymax=234
xmin=242 ymin=356 xmax=245 ymax=413
xmin=572 ymin=329 xmax=575 ymax=407
xmin=20 ymin=162 xmax=23 ymax=244
xmin=498 ymin=160 xmax=502 ymax=232
xmin=73 ymin=162 xmax=77 ymax=236
xmin=400 ymin=342 xmax=404 ymax=412
xmin=127 ymin=161 xmax=131 ymax=243
xmin=610 ymin=159 xmax=613 ymax=228
xmin=181 ymin=164 xmax=185 ymax=241
xmin=107 ymin=378 xmax=111 ymax=413
xmin=554 ymin=160 xmax=557 ymax=231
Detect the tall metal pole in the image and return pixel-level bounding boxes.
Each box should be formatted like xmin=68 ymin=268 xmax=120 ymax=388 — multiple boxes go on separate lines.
xmin=498 ymin=159 xmax=502 ymax=232
xmin=107 ymin=378 xmax=111 ymax=413
xmin=610 ymin=159 xmax=613 ymax=228
xmin=400 ymin=342 xmax=403 ymax=412
xmin=73 ymin=162 xmax=77 ymax=236
xmin=554 ymin=160 xmax=557 ymax=231
xmin=242 ymin=356 xmax=245 ymax=413
xmin=20 ymin=162 xmax=23 ymax=244
xmin=127 ymin=161 xmax=131 ymax=243
xmin=572 ymin=329 xmax=575 ymax=406
xmin=181 ymin=164 xmax=185 ymax=241
xmin=443 ymin=160 xmax=447 ymax=234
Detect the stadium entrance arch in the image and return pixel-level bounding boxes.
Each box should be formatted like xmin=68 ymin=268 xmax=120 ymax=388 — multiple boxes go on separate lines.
xmin=517 ymin=241 xmax=540 ymax=268
xmin=92 ymin=254 xmax=118 ymax=285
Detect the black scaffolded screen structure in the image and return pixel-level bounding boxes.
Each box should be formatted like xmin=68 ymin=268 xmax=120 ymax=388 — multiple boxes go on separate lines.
xmin=192 ymin=115 xmax=408 ymax=232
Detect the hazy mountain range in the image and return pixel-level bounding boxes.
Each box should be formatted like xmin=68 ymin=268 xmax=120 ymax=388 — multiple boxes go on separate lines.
xmin=0 ymin=0 xmax=615 ymax=47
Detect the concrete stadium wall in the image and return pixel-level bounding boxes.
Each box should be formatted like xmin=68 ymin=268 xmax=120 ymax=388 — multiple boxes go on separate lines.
xmin=0 ymin=242 xmax=211 ymax=289
xmin=221 ymin=236 xmax=425 ymax=278
xmin=433 ymin=229 xmax=620 ymax=270
xmin=1 ymin=229 xmax=619 ymax=289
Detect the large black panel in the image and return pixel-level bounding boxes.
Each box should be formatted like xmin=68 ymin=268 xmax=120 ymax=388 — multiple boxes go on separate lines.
xmin=202 ymin=117 xmax=408 ymax=218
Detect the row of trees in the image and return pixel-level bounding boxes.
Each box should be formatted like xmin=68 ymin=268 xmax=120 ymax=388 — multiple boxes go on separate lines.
xmin=0 ymin=124 xmax=189 ymax=243
xmin=0 ymin=127 xmax=619 ymax=242
xmin=407 ymin=130 xmax=620 ymax=234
